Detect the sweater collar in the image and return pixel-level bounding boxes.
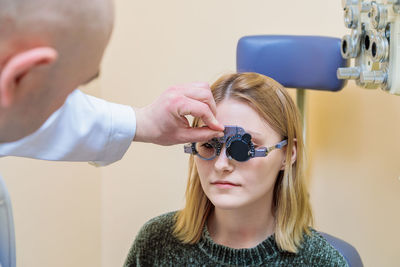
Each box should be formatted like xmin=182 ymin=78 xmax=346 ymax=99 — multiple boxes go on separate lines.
xmin=197 ymin=225 xmax=279 ymax=266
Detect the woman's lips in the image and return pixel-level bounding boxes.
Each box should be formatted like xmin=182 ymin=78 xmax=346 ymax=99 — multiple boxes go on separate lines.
xmin=211 ymin=181 xmax=240 ymax=188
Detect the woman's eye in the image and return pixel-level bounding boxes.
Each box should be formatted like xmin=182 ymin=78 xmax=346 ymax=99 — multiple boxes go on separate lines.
xmin=201 ymin=143 xmax=213 ymax=149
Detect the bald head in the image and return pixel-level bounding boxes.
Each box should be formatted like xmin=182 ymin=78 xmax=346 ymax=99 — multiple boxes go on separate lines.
xmin=0 ymin=0 xmax=114 ymax=40
xmin=0 ymin=0 xmax=115 ymax=142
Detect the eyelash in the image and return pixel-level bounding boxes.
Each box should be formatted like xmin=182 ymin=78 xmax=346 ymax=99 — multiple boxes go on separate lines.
xmin=201 ymin=143 xmax=214 ymax=149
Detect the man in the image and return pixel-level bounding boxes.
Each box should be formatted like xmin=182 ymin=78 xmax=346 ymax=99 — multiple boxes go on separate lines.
xmin=0 ymin=1 xmax=223 ymax=266
xmin=0 ymin=0 xmax=224 ymax=163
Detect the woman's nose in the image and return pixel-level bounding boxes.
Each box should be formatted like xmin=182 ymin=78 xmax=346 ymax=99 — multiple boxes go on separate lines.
xmin=214 ymin=146 xmax=234 ymax=172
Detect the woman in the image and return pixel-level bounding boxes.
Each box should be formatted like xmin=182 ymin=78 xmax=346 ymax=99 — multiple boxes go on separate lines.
xmin=124 ymin=73 xmax=348 ymax=266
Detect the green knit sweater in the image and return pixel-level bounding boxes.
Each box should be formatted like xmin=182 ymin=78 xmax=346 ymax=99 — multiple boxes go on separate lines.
xmin=124 ymin=212 xmax=348 ymax=267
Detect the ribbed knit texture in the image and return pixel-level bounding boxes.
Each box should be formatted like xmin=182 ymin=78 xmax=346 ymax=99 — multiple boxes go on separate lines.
xmin=124 ymin=212 xmax=348 ymax=267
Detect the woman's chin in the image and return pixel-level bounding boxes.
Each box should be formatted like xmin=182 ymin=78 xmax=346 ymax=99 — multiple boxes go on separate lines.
xmin=209 ymin=196 xmax=246 ymax=210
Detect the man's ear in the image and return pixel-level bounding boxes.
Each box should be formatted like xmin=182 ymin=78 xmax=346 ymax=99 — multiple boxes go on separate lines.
xmin=0 ymin=47 xmax=58 ymax=107
xmin=280 ymin=138 xmax=297 ymax=170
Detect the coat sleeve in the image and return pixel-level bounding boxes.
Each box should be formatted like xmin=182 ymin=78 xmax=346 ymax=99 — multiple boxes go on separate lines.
xmin=0 ymin=90 xmax=136 ymax=166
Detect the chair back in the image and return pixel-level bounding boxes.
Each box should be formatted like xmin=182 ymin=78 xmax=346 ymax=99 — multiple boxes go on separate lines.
xmin=237 ymin=35 xmax=348 ymax=91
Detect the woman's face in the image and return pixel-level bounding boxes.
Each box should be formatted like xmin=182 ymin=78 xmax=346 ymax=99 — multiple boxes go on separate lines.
xmin=195 ymin=99 xmax=286 ymax=211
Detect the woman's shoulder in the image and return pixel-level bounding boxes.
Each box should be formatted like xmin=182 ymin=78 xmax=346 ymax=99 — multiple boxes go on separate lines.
xmin=141 ymin=211 xmax=177 ymax=229
xmin=135 ymin=211 xmax=178 ymax=240
xmin=124 ymin=211 xmax=181 ymax=266
xmin=298 ymin=228 xmax=349 ymax=267
xmin=136 ymin=211 xmax=176 ymax=246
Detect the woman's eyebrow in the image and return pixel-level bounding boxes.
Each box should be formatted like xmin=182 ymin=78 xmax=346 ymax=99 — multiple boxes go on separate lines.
xmin=246 ymin=130 xmax=262 ymax=138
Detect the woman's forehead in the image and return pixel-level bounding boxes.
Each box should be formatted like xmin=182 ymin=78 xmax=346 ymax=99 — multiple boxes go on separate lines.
xmin=200 ymin=99 xmax=280 ymax=140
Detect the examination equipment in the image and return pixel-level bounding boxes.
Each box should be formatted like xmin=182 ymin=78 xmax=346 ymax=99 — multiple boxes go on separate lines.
xmin=184 ymin=125 xmax=287 ymax=162
xmin=338 ymin=0 xmax=400 ymax=95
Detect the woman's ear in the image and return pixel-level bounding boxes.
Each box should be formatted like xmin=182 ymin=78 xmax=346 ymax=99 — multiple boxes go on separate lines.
xmin=0 ymin=47 xmax=58 ymax=107
xmin=280 ymin=138 xmax=297 ymax=170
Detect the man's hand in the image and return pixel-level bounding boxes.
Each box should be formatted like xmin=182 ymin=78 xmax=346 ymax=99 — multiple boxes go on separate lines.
xmin=133 ymin=82 xmax=224 ymax=145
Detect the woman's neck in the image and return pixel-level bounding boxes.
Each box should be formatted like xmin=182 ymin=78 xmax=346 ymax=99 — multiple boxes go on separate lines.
xmin=207 ymin=202 xmax=275 ymax=249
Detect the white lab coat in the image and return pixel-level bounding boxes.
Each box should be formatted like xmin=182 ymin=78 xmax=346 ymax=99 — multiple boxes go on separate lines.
xmin=0 ymin=90 xmax=136 ymax=166
xmin=0 ymin=90 xmax=136 ymax=267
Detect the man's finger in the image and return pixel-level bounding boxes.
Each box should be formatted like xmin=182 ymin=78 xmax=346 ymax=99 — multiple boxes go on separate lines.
xmin=177 ymin=98 xmax=224 ymax=131
xmin=175 ymin=86 xmax=218 ymax=116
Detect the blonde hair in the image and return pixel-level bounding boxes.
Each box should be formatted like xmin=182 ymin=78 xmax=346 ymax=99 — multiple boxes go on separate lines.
xmin=173 ymin=72 xmax=313 ymax=253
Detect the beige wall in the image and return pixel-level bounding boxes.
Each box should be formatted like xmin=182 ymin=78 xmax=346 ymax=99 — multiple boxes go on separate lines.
xmin=308 ymin=85 xmax=400 ymax=267
xmin=1 ymin=0 xmax=399 ymax=266
xmin=0 ymin=160 xmax=101 ymax=267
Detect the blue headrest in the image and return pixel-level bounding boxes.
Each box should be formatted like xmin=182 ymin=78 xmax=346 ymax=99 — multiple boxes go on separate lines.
xmin=237 ymin=35 xmax=348 ymax=91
